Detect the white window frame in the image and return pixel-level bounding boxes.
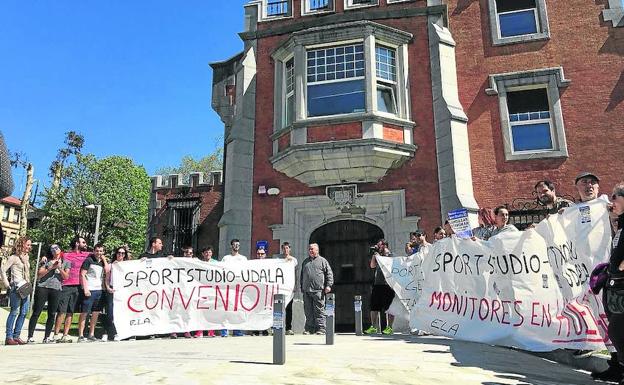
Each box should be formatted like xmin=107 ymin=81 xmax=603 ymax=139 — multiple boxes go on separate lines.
xmin=259 ymin=0 xmax=293 ymax=21
xmin=495 ymin=7 xmax=539 ymax=39
xmin=305 ymin=42 xmax=367 ymax=118
xmin=506 ymin=85 xmax=555 ymax=154
xmin=283 ymin=57 xmax=295 ymax=128
xmin=487 ymin=0 xmax=550 ymax=46
xmin=271 ymin=21 xmax=413 ymax=139
xmin=302 ymin=0 xmax=334 ymax=15
xmin=344 ymin=0 xmax=378 ymax=10
xmin=387 ymin=0 xmax=411 ymax=3
xmin=486 ymin=67 xmax=570 ymax=161
xmin=375 ymin=44 xmax=399 ymax=117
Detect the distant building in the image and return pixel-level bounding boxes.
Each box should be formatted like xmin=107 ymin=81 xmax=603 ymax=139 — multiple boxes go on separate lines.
xmin=147 ymin=172 xmax=223 ymax=257
xmin=0 ymin=196 xmax=23 ymax=248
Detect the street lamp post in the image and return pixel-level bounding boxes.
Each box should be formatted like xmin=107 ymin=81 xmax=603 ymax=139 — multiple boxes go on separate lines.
xmin=84 ymin=204 xmax=102 ymax=245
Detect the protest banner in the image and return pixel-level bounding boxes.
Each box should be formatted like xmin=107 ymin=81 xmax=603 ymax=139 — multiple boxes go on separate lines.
xmin=381 ymin=197 xmax=613 ymax=352
xmin=112 ymin=258 xmax=296 ymax=339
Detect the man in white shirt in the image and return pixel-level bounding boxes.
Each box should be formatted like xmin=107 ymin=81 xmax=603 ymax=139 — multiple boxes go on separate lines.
xmin=221 ymin=239 xmax=247 ymax=337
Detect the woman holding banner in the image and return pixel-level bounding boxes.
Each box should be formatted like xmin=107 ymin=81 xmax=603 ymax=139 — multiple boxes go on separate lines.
xmin=103 ymin=245 xmax=130 ymax=341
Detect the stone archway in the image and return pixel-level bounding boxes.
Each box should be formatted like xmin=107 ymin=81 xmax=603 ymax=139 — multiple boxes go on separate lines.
xmin=309 ymin=220 xmax=384 ymax=332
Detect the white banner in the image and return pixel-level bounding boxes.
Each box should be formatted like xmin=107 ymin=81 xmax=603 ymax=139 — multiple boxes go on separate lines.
xmin=112 ymin=258 xmax=295 ymax=339
xmin=379 ymin=197 xmax=613 ymax=352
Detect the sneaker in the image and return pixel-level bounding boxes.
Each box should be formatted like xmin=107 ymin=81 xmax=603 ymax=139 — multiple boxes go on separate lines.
xmin=220 ymin=330 xmax=228 ymax=337
xmin=183 ymin=332 xmax=192 ymax=339
xmin=27 ymin=337 xmax=35 ymax=343
xmin=315 ymin=330 xmax=326 ymax=335
xmin=57 ymin=335 xmax=72 ymax=343
xmin=302 ymin=331 xmax=311 ymax=335
xmin=77 ymin=336 xmax=87 ymax=343
xmin=262 ymin=330 xmax=270 ymax=336
xmin=101 ymin=334 xmax=108 ymax=342
xmin=127 ymin=336 xmax=136 ymax=341
xmin=194 ymin=331 xmax=203 ymax=338
xmin=149 ymin=335 xmax=157 ymax=340
xmin=170 ymin=333 xmax=178 ymax=339
xmin=286 ymin=330 xmax=295 ymax=335
xmin=42 ymin=337 xmax=53 ymax=344
xmin=591 ymin=365 xmax=624 ymax=382
xmin=233 ymin=330 xmax=245 ymax=337
xmin=363 ymin=326 xmax=378 ymax=335
xmin=207 ymin=330 xmax=215 ymax=338
xmin=87 ymin=335 xmax=99 ymax=342
xmin=382 ymin=327 xmax=394 ymax=335
xmin=113 ymin=335 xmax=121 ymax=342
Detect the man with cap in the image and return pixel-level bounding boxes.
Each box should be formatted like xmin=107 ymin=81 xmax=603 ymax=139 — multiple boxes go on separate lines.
xmin=575 ymin=172 xmax=600 ymax=203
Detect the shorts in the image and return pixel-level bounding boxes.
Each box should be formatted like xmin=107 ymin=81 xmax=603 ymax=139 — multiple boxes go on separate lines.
xmin=370 ymin=285 xmax=395 ymax=312
xmin=81 ymin=290 xmax=103 ymax=313
xmin=57 ymin=285 xmax=79 ymax=314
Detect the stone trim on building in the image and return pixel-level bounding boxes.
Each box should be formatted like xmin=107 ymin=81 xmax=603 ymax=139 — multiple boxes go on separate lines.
xmin=486 ymin=67 xmax=570 ymax=161
xmin=603 ymin=0 xmax=624 ymax=27
xmin=270 ymin=189 xmax=421 ymax=267
xmin=428 ymin=17 xmax=479 ymax=224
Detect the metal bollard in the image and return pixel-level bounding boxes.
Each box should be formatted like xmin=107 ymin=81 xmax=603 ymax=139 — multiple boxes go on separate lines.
xmin=354 ymin=295 xmax=363 ymax=336
xmin=273 ymin=294 xmax=286 ymax=365
xmin=325 ymin=293 xmax=335 ymax=345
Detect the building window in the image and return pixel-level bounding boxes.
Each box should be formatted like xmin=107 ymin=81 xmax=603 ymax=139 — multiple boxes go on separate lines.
xmin=603 ymin=0 xmax=624 ymax=27
xmin=488 ymin=0 xmax=549 ymax=45
xmin=13 ymin=210 xmax=20 ymax=224
xmin=375 ymin=45 xmax=397 ymax=115
xmin=306 ymin=43 xmax=366 ymax=117
xmin=507 ymin=88 xmax=552 ymax=152
xmin=284 ymin=58 xmax=295 ymax=127
xmin=271 ymin=21 xmax=413 ymax=133
xmin=2 ymin=209 xmax=9 ymax=222
xmin=344 ymin=0 xmax=378 ymax=9
xmin=266 ymin=0 xmax=290 ymax=17
xmin=486 ymin=67 xmax=570 ymax=161
xmin=303 ymin=0 xmax=334 ymax=14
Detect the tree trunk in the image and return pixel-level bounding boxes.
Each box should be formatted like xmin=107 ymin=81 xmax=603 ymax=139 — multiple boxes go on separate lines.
xmin=19 ymin=163 xmax=33 ymax=236
xmin=51 ymin=162 xmax=62 ymax=192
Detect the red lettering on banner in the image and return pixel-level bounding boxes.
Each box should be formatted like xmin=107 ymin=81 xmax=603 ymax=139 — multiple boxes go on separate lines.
xmin=491 ymin=300 xmax=502 ymax=323
xmin=513 ymin=301 xmax=524 ymax=327
xmin=145 ymin=291 xmax=159 ymax=310
xmin=240 ymin=284 xmax=260 ymax=311
xmin=196 ymin=285 xmax=212 ymax=310
xmin=215 ymin=285 xmax=229 ymax=310
xmin=501 ymin=300 xmax=511 ymax=325
xmin=161 ymin=288 xmax=174 ymax=310
xmin=128 ymin=293 xmax=143 ymax=313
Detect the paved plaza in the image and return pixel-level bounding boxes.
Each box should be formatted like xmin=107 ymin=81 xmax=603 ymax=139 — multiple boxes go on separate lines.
xmin=0 ymin=329 xmax=605 ymax=385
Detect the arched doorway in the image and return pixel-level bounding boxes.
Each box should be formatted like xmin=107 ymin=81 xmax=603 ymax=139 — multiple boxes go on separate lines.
xmin=309 ymin=220 xmax=383 ymax=332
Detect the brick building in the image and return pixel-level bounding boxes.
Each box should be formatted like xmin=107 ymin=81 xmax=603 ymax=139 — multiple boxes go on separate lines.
xmin=147 ymin=172 xmax=223 ymax=257
xmin=211 ymin=0 xmax=624 ymax=329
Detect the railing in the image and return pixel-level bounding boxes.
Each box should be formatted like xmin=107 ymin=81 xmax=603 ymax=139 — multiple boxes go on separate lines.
xmin=267 ymin=0 xmax=289 ymax=16
xmin=505 ymin=193 xmax=576 ymax=230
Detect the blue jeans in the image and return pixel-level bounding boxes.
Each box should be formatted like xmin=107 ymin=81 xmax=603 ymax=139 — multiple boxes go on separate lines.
xmin=6 ymin=287 xmax=30 ymax=340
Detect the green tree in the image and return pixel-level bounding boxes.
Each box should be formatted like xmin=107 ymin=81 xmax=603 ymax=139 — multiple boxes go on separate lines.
xmin=30 ymin=154 xmax=151 ymax=255
xmin=155 ymin=146 xmax=223 ymax=181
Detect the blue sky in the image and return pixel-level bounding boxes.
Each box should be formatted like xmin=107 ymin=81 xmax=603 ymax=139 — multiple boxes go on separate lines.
xmin=0 ymin=1 xmax=248 ymax=198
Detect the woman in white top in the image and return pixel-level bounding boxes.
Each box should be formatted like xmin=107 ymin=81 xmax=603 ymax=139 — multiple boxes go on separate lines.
xmin=1 ymin=236 xmax=32 ymax=345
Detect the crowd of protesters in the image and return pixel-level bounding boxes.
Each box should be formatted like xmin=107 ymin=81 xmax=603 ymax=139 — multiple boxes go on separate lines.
xmin=1 ymin=170 xmax=623 ymax=384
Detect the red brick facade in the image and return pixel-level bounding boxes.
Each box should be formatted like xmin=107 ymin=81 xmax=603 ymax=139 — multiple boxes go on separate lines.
xmin=217 ymin=0 xmax=624 ymax=256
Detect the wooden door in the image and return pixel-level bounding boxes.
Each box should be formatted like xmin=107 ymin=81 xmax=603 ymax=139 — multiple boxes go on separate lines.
xmin=310 ymin=220 xmax=383 ymax=332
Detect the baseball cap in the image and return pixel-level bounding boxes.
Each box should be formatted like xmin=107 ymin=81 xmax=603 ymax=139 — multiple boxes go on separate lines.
xmin=575 ymin=172 xmax=600 ymax=184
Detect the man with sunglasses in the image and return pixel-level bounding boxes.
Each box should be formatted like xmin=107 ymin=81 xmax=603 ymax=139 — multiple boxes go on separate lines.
xmin=53 ymin=237 xmax=89 ymax=343
xmin=221 ymin=239 xmax=247 ymax=337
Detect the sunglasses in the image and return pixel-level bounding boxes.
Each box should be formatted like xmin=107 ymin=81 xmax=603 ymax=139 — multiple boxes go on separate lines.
xmin=51 ymin=246 xmax=60 ymax=251
xmin=116 ymin=251 xmax=126 ymax=254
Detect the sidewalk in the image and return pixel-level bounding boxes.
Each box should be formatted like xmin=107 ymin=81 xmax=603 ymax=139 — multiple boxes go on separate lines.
xmin=0 ymin=306 xmax=47 ymax=342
